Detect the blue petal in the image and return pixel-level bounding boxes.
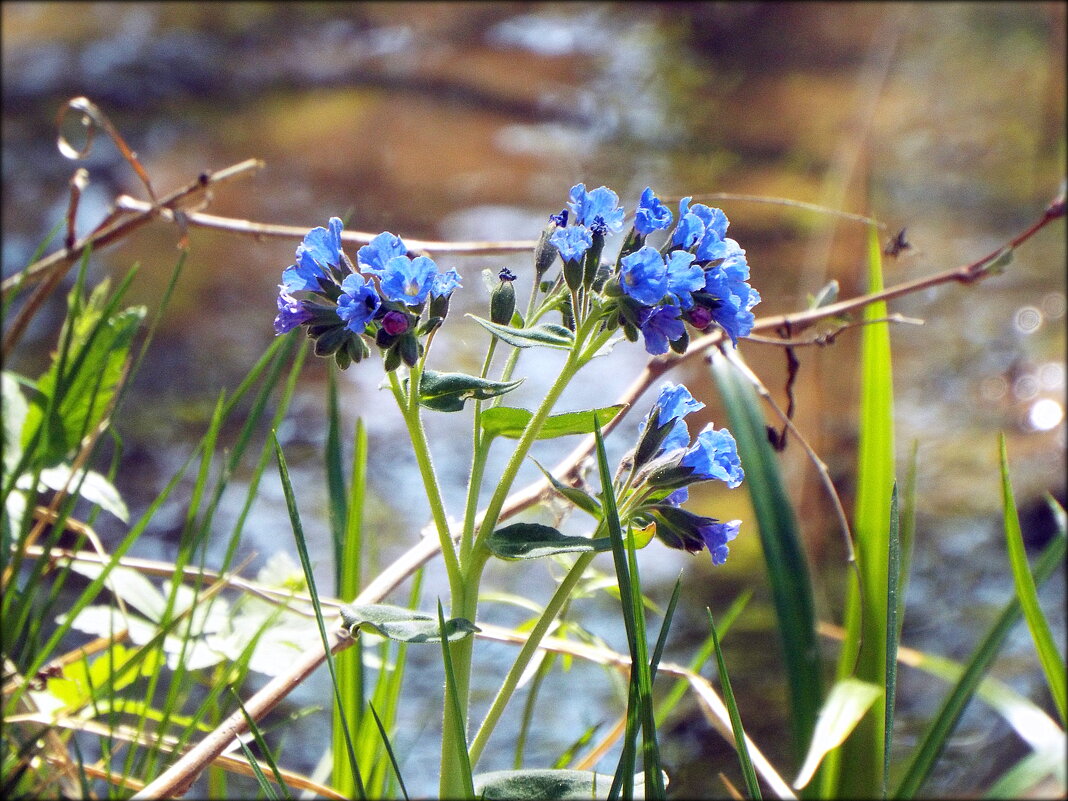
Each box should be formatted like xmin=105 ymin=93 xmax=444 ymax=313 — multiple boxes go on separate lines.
xmin=357 ymin=231 xmax=408 ymax=274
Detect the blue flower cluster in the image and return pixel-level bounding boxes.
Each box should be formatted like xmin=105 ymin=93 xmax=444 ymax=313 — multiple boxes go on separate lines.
xmin=274 ymin=218 xmax=461 ymax=369
xmin=547 ymin=184 xmax=760 ymax=353
xmin=628 ymin=383 xmax=744 ymax=566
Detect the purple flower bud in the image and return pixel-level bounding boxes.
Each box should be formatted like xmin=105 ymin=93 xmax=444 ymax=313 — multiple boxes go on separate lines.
xmin=382 ymin=310 xmax=410 ymax=336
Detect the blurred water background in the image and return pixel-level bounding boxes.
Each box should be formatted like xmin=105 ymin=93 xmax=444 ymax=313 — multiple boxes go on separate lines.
xmin=3 ymin=3 xmax=1065 ymax=796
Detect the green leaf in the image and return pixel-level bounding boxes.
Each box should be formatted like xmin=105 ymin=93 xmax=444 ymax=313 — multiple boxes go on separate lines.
xmin=530 ymin=459 xmax=602 ymax=517
xmin=486 ymin=522 xmax=611 ymax=560
xmin=709 ymin=349 xmax=823 ymax=766
xmin=473 ymin=769 xmax=657 ymax=800
xmin=415 ymin=369 xmax=524 ymax=412
xmin=894 ymin=528 xmax=1066 ymax=798
xmin=22 ymin=290 xmax=145 ymax=466
xmin=794 ymin=678 xmax=883 ymax=790
xmin=999 ymin=434 xmax=1067 ymax=723
xmin=339 ymin=603 xmax=480 ymax=643
xmin=827 ymin=224 xmax=895 ymax=798
xmin=707 ymin=607 xmax=761 ymax=799
xmin=467 ymin=314 xmax=575 ymax=350
xmin=481 ymin=404 xmax=626 ymax=441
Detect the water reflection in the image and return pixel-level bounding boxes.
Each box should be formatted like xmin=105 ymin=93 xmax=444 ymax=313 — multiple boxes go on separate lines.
xmin=3 ymin=3 xmax=1064 ymax=797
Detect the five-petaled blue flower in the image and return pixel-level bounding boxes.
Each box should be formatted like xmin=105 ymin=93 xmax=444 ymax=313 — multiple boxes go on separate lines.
xmin=620 ymin=246 xmax=669 ymax=305
xmin=550 ymin=225 xmax=594 ymax=263
xmin=680 ymin=424 xmax=744 ymax=488
xmin=698 ymin=519 xmax=740 ymax=565
xmin=637 ymin=304 xmax=685 ymax=355
xmin=634 ymin=187 xmax=673 ymax=236
xmin=336 ymin=274 xmax=381 ymax=333
xmin=357 ymin=231 xmax=408 ymax=274
xmin=568 ymin=183 xmax=626 ymax=235
xmin=281 ymin=216 xmax=345 ymax=293
xmin=378 ymin=255 xmax=440 ymax=306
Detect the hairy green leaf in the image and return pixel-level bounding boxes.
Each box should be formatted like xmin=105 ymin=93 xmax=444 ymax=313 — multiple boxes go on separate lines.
xmin=339 ymin=603 xmax=480 ymax=643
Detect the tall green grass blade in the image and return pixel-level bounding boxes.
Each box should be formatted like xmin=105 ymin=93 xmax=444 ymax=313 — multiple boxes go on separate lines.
xmin=655 ymin=589 xmax=752 ymax=728
xmin=884 ymin=483 xmax=901 ymax=797
xmin=273 ymin=435 xmax=366 ymax=800
xmin=999 ymin=434 xmax=1066 ymax=723
xmin=369 ymin=701 xmax=410 ymax=801
xmin=230 ymin=687 xmax=290 ymax=800
xmin=983 ymin=749 xmax=1067 ymax=799
xmin=894 ymin=528 xmax=1066 ymax=798
xmin=326 ymin=363 xmax=347 ymax=582
xmin=707 ymin=607 xmax=761 ymax=799
xmin=827 ymin=224 xmax=895 ymax=797
xmin=709 ymin=349 xmax=822 ymax=766
xmin=595 ymin=421 xmax=641 ymax=801
xmin=334 ymin=416 xmax=368 ymax=797
xmin=437 ymin=599 xmax=475 ymax=799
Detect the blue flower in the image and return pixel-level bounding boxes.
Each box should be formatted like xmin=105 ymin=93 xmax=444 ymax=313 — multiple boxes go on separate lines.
xmin=336 ymin=274 xmax=381 ymax=333
xmin=378 ymin=255 xmax=439 ymax=306
xmin=550 ymin=225 xmax=594 ymax=263
xmin=663 ymin=486 xmax=689 ymax=506
xmin=652 ymin=382 xmax=705 ymax=428
xmin=357 ymin=231 xmax=408 ymax=274
xmin=648 ymin=382 xmax=705 ymax=451
xmin=432 ymin=268 xmax=462 ymax=298
xmin=620 ymin=246 xmax=668 ymax=305
xmin=697 ymin=519 xmax=740 ymax=565
xmin=679 ymin=424 xmax=744 ymax=488
xmin=637 ymin=304 xmax=685 ymax=355
xmin=281 ymin=217 xmax=345 ymax=293
xmin=664 ymin=250 xmax=704 ymax=309
xmin=634 ymin=187 xmax=673 ymax=236
xmin=274 ymin=289 xmax=312 ymax=335
xmin=702 ymin=246 xmax=760 ymax=344
xmin=567 ymin=183 xmax=625 ymax=234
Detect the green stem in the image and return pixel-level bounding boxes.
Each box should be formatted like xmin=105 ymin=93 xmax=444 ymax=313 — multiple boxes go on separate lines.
xmin=468 ymin=550 xmax=597 ymax=766
xmin=387 ymin=369 xmax=463 ymax=603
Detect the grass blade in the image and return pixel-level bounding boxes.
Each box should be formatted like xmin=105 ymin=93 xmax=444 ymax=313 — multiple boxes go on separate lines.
xmin=707 ymin=607 xmax=761 ymax=799
xmin=884 ymin=483 xmax=902 ymax=798
xmin=894 ymin=527 xmax=1066 ymax=798
xmin=368 ymin=701 xmax=410 ymax=801
xmin=437 ymin=599 xmax=475 ymax=799
xmin=230 ymin=687 xmax=289 ymax=800
xmin=709 ymin=349 xmax=822 ymax=765
xmin=999 ymin=433 xmax=1066 ymax=723
xmin=827 ymin=224 xmax=895 ymax=797
xmin=273 ymin=435 xmax=365 ymax=800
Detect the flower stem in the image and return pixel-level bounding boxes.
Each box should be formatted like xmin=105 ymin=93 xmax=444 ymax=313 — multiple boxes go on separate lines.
xmin=468 ymin=549 xmax=597 ymax=766
xmin=388 ymin=369 xmax=463 ymax=602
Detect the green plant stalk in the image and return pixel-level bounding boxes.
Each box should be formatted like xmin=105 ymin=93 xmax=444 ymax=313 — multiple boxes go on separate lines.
xmin=388 ymin=368 xmax=463 ymax=603
xmin=460 ymin=336 xmax=499 ymax=567
xmin=440 ymin=312 xmax=602 ymax=799
xmin=708 ymin=607 xmax=761 ymax=799
xmin=468 ymin=550 xmax=597 ymax=765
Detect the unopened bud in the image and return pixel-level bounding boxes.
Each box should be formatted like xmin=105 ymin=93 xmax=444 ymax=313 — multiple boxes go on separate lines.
xmin=490 ymin=268 xmax=517 ymax=324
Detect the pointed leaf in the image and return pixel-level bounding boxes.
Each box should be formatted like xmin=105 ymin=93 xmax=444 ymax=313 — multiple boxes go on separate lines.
xmin=416 ymin=369 xmax=524 ymax=412
xmin=794 ymin=678 xmax=883 ymax=790
xmin=530 ymin=459 xmax=602 ymax=516
xmin=467 ymin=314 xmax=575 ymax=349
xmin=486 ymin=522 xmax=611 ymax=560
xmin=472 ymin=769 xmax=657 ymax=800
xmin=32 ymin=465 xmax=129 ymax=522
xmin=481 ymin=404 xmax=626 ymax=440
xmin=339 ymin=603 xmax=479 ymax=643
